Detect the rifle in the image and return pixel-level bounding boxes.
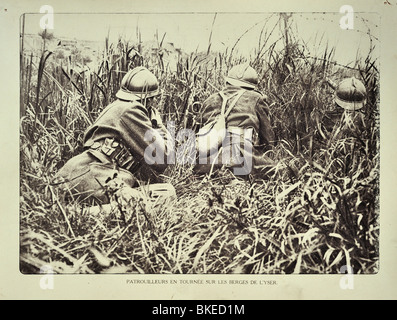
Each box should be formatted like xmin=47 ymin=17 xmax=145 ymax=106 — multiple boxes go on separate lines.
xmin=325 ymin=76 xmax=337 ymax=90
xmin=150 ymin=108 xmax=163 ymax=128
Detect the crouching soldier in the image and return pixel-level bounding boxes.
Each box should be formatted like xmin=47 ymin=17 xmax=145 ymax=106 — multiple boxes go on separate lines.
xmin=54 ymin=66 xmax=175 ymax=205
xmin=318 ymin=76 xmax=367 ymax=143
xmin=195 ymin=63 xmax=276 ymax=178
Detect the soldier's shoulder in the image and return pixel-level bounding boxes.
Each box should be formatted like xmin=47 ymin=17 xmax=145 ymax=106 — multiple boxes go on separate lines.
xmin=204 ymin=91 xmax=222 ymax=105
xmin=241 ymin=89 xmax=265 ymax=102
xmin=114 ymin=99 xmax=145 ymax=109
xmin=107 ymin=99 xmax=146 ymax=115
xmin=207 ymin=91 xmax=222 ymax=99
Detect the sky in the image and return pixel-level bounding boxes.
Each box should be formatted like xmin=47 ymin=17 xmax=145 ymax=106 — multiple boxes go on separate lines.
xmin=22 ymin=11 xmax=380 ymax=66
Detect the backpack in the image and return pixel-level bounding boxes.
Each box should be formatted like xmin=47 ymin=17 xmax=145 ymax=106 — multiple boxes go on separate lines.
xmin=197 ymin=89 xmax=245 ymax=157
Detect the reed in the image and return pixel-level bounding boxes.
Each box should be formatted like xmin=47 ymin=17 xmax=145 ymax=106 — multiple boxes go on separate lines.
xmin=19 ymin=14 xmax=379 ymax=274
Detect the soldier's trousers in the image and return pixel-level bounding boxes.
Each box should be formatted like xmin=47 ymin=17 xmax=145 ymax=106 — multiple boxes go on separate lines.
xmin=54 ymin=150 xmax=137 ymax=204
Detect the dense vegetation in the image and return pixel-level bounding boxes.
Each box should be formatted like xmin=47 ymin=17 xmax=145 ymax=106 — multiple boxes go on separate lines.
xmin=20 ymin=14 xmax=379 ymax=274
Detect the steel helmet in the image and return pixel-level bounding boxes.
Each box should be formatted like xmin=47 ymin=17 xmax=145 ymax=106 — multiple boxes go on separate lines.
xmin=225 ymin=64 xmax=258 ymax=90
xmin=335 ymin=77 xmax=367 ymax=111
xmin=116 ymin=66 xmax=160 ymax=101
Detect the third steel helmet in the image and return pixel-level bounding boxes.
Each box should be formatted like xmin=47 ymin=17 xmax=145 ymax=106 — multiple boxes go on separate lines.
xmin=335 ymin=77 xmax=367 ymax=111
xmin=225 ymin=64 xmax=258 ymax=90
xmin=116 ymin=66 xmax=160 ymax=101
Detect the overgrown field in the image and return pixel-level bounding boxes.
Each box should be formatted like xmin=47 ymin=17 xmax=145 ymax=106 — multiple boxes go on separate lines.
xmin=19 ymin=16 xmax=379 ymax=274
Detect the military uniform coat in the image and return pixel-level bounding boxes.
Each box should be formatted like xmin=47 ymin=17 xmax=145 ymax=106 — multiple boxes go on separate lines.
xmin=55 ymin=99 xmax=169 ymax=204
xmin=195 ymin=85 xmax=275 ymax=176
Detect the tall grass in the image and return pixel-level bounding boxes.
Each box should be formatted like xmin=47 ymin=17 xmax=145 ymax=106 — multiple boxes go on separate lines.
xmin=19 ymin=14 xmax=379 ymax=274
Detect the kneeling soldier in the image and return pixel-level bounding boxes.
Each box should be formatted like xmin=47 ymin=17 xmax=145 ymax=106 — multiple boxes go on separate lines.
xmin=55 ymin=66 xmax=173 ymax=205
xmin=319 ymin=76 xmax=367 ymax=142
xmin=195 ymin=63 xmax=275 ymax=177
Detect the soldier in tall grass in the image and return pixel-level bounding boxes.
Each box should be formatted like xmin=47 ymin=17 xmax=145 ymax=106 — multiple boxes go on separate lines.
xmin=195 ymin=63 xmax=276 ymax=178
xmin=54 ymin=66 xmax=172 ymax=205
xmin=318 ymin=76 xmax=367 ymax=142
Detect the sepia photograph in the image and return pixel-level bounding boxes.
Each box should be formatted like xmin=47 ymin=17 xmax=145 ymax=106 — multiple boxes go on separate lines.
xmin=1 ymin=0 xmax=396 ymax=301
xmin=18 ymin=9 xmax=381 ymax=276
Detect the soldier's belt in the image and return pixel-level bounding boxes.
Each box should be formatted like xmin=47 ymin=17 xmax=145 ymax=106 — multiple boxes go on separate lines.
xmin=89 ymin=138 xmax=137 ymax=171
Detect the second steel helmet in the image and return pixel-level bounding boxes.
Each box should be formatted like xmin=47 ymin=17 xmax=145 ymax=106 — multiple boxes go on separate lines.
xmin=116 ymin=66 xmax=160 ymax=101
xmin=225 ymin=64 xmax=258 ymax=90
xmin=335 ymin=77 xmax=367 ymax=111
